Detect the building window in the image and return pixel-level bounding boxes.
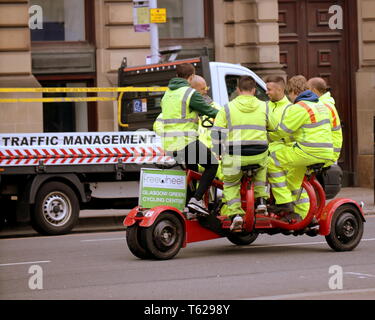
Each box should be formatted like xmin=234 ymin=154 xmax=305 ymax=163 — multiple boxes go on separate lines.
xmin=38 ymin=79 xmax=97 ymax=133
xmin=30 ymin=0 xmax=86 ymax=42
xmin=158 ymin=0 xmax=204 ymax=39
xmin=158 ymin=0 xmax=213 ymax=40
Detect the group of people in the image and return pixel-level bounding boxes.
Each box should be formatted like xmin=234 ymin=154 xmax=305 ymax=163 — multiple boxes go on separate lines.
xmin=154 ymin=62 xmax=342 ymax=232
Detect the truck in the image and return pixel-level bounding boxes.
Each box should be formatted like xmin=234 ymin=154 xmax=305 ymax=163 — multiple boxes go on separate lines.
xmin=0 ymin=56 xmax=342 ymax=235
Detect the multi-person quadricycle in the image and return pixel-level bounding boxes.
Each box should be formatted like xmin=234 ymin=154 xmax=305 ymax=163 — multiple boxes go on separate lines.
xmin=124 ymin=162 xmax=365 ymax=260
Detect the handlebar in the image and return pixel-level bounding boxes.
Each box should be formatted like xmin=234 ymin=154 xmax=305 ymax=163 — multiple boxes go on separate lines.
xmin=201 ymin=117 xmax=214 ymax=128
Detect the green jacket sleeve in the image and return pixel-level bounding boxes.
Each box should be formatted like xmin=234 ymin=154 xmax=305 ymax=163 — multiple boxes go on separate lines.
xmin=189 ymin=91 xmax=219 ymax=118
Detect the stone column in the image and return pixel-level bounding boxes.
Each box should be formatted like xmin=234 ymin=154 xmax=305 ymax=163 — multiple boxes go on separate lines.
xmin=0 ymin=0 xmax=42 ymax=133
xmin=214 ymin=0 xmax=285 ymax=80
xmin=356 ymin=0 xmax=375 ymax=188
xmin=95 ymin=0 xmax=151 ymax=131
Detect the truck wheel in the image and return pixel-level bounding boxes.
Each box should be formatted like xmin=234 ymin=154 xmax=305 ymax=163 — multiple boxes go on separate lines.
xmin=227 ymin=232 xmax=258 ymax=246
xmin=144 ymin=212 xmax=184 ymax=260
xmin=31 ymin=181 xmax=79 ymax=235
xmin=325 ymin=204 xmax=364 ymax=252
xmin=126 ymin=224 xmax=151 ymax=259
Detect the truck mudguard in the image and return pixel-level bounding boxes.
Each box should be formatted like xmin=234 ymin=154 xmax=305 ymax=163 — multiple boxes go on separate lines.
xmin=27 ymin=173 xmax=88 ymax=204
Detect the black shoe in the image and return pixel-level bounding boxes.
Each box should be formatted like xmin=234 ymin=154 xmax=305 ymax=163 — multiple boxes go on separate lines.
xmin=268 ymin=202 xmax=294 ymax=214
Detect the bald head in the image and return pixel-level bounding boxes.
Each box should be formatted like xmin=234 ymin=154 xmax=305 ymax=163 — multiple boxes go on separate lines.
xmin=308 ymin=77 xmax=328 ymax=97
xmin=190 ymin=75 xmax=208 ymax=95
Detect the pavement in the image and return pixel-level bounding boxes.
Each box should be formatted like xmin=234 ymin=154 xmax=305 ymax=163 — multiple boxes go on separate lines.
xmin=0 ymin=187 xmax=373 ymax=238
xmin=336 ymin=187 xmax=375 ymax=215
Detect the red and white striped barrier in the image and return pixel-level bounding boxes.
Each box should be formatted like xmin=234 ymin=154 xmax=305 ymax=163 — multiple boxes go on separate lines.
xmin=0 ymin=132 xmax=175 ymax=166
xmin=0 ymin=145 xmax=174 ymax=166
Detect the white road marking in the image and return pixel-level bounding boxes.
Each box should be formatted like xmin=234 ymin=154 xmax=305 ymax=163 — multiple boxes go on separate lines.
xmin=345 ymin=272 xmax=375 ymax=279
xmin=80 ymin=237 xmax=375 ymax=246
xmin=246 ymin=288 xmax=375 ymax=300
xmin=239 ymin=237 xmax=375 ymax=249
xmin=0 ymin=260 xmax=51 ymax=267
xmin=242 ymin=241 xmax=327 ymax=249
xmin=81 ymin=237 xmax=125 ymax=242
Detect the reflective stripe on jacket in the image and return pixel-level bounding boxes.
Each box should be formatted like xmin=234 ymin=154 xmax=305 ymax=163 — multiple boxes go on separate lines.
xmin=267 ymin=95 xmax=293 ymax=143
xmin=212 ymin=95 xmax=268 ymax=155
xmin=160 ymin=86 xmax=198 ymax=151
xmin=319 ymin=92 xmax=343 ymax=159
xmin=279 ymin=99 xmax=334 ymax=161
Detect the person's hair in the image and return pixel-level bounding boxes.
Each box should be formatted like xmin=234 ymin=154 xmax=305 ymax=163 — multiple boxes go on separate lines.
xmin=176 ymin=63 xmax=195 ymax=79
xmin=308 ymin=77 xmax=328 ymax=94
xmin=238 ymin=76 xmax=256 ymax=92
xmin=287 ymin=75 xmax=308 ymax=95
xmin=265 ymin=76 xmax=286 ymax=89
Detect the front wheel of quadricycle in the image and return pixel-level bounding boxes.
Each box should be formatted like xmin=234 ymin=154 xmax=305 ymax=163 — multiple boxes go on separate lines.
xmin=325 ymin=204 xmax=364 ymax=252
xmin=227 ymin=232 xmax=258 ymax=246
xmin=143 ymin=212 xmax=184 ymax=260
xmin=126 ymin=224 xmax=151 ymax=259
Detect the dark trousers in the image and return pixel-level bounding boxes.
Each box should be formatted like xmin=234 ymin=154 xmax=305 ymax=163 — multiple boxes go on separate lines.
xmin=172 ymin=140 xmax=219 ymax=201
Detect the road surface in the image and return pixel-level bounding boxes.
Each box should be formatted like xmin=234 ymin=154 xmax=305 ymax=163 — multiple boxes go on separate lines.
xmin=0 ymin=216 xmax=374 ymax=300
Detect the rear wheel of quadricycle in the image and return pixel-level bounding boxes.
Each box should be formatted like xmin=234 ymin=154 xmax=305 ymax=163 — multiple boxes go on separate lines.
xmin=31 ymin=181 xmax=79 ymax=235
xmin=126 ymin=224 xmax=151 ymax=259
xmin=227 ymin=232 xmax=258 ymax=246
xmin=325 ymin=204 xmax=364 ymax=252
xmin=143 ymin=212 xmax=184 ymax=260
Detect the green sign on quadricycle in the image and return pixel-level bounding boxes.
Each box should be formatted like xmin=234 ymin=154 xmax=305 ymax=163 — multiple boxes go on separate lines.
xmin=139 ymin=168 xmax=187 ymax=211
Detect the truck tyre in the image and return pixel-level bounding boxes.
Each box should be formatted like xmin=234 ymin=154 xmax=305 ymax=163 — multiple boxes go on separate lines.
xmin=325 ymin=204 xmax=364 ymax=252
xmin=126 ymin=224 xmax=151 ymax=259
xmin=227 ymin=232 xmax=258 ymax=246
xmin=143 ymin=212 xmax=184 ymax=260
xmin=31 ymin=181 xmax=79 ymax=235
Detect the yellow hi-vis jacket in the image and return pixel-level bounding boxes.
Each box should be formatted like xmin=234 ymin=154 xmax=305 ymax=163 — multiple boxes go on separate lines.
xmin=267 ymin=95 xmax=294 ymax=148
xmin=153 ymin=100 xmax=222 ymax=149
xmin=319 ymin=92 xmax=343 ymax=162
xmin=278 ymin=99 xmax=334 ymax=161
xmin=159 ymin=86 xmax=198 ymax=151
xmin=211 ymin=95 xmax=268 ymax=156
xmin=197 ymin=101 xmax=222 ymax=148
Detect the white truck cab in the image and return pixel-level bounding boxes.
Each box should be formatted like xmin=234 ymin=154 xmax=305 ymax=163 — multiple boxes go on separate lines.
xmin=209 ymin=62 xmax=267 ymax=106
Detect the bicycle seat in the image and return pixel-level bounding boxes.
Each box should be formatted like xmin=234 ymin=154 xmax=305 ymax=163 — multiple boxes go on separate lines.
xmin=307 ymin=163 xmax=325 ymax=172
xmin=241 ymin=164 xmax=261 ymax=172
